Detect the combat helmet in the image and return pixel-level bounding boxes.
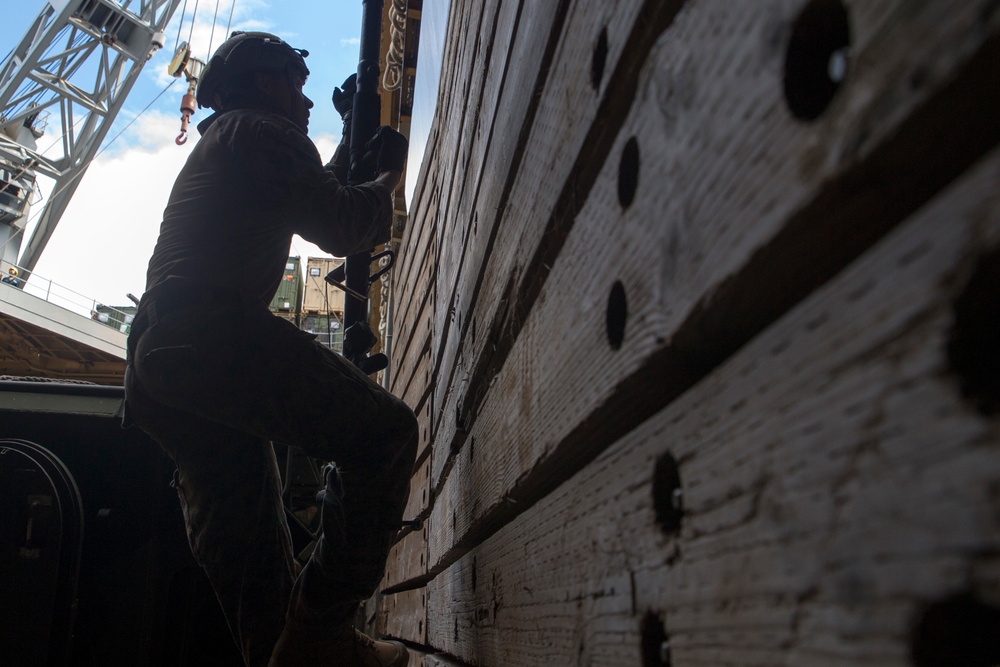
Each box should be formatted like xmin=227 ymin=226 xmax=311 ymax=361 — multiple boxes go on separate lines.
xmin=197 ymin=31 xmax=310 ymax=111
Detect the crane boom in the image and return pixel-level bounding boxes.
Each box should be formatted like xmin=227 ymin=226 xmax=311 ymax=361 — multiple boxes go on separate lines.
xmin=0 ymin=0 xmax=183 ymax=275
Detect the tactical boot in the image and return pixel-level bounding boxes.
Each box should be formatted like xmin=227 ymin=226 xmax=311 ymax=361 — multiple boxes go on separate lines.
xmin=268 ymin=617 xmax=408 ymax=667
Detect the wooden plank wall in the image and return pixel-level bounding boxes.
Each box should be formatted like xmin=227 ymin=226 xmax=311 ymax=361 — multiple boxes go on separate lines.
xmin=378 ymin=0 xmax=1000 ymax=664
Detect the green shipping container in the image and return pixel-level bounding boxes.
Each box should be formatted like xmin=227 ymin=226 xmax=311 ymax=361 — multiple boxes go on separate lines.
xmin=269 ymin=257 xmax=303 ymax=318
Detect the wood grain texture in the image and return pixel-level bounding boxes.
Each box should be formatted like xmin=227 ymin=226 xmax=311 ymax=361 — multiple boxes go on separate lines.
xmin=429 ymin=0 xmax=663 ymax=489
xmin=382 ymin=0 xmax=1000 ymax=662
xmin=424 ymin=140 xmax=1000 ymax=667
xmin=384 ymin=522 xmax=429 ymax=590
xmin=427 ymin=0 xmax=1000 ymax=570
xmin=426 ymin=0 xmax=588 ymax=483
xmin=379 ymin=587 xmax=428 ymax=644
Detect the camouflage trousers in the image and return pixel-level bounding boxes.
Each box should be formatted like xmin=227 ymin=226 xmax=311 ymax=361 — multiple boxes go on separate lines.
xmin=124 ymin=293 xmax=417 ymax=667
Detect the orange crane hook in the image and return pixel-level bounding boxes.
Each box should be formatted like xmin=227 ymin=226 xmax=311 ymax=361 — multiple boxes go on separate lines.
xmin=167 ymin=44 xmax=204 ymax=147
xmin=176 ymin=89 xmax=196 ymax=145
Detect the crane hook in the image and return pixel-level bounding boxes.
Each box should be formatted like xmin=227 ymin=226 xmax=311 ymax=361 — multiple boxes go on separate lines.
xmin=176 ymin=89 xmax=197 ymax=146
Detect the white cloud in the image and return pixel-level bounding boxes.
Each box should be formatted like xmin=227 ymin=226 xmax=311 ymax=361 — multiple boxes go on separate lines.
xmin=31 ymin=111 xmax=194 ymax=308
xmin=28 ymin=118 xmax=346 ymax=308
xmin=340 ymin=37 xmax=360 ymax=46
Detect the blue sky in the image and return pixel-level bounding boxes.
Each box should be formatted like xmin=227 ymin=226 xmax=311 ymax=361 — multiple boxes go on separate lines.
xmin=1 ymin=0 xmax=435 ymax=311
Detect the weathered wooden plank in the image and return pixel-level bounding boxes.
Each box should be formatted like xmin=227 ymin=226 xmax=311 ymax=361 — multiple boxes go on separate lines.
xmin=393 ymin=208 xmax=435 ymax=342
xmin=410 ymin=0 xmax=486 ymax=401
xmin=393 ymin=242 xmax=436 ymax=412
xmin=383 ymin=456 xmax=431 ymax=590
xmin=384 ymin=526 xmax=428 ymax=591
xmin=404 ymin=441 xmax=432 ymax=523
xmin=431 ymin=1 xmax=474 ymax=140
xmin=425 ymin=140 xmax=1000 ymax=666
xmin=403 ymin=0 xmax=492 ymax=435
xmin=434 ymin=0 xmax=679 ymax=480
xmin=392 ymin=167 xmax=437 ymax=349
xmin=394 ymin=100 xmax=440 ymax=326
xmin=379 ymin=587 xmax=427 ymax=645
xmin=416 ymin=397 xmax=434 ymax=463
xmin=417 ymin=651 xmax=468 ymax=667
xmin=383 ymin=443 xmax=432 ymax=600
xmin=429 ymin=0 xmax=677 ymax=487
xmin=429 ymin=0 xmax=536 ymax=379
xmin=392 ymin=124 xmax=439 ymax=411
xmin=432 ymin=0 xmax=528 ymax=460
xmin=392 ymin=287 xmax=433 ymax=412
xmin=397 ymin=319 xmax=432 ymax=415
xmin=428 ymin=0 xmax=1000 ymax=565
xmin=429 ymin=0 xmax=492 ymax=279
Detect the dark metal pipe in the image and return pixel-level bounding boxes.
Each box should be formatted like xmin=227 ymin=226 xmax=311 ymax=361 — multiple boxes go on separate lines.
xmin=343 ymin=0 xmax=385 ymax=366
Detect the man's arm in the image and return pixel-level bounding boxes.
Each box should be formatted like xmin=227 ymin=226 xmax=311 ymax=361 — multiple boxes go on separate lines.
xmin=375 ymin=170 xmax=401 ymax=192
xmin=238 ymin=113 xmax=406 ymax=256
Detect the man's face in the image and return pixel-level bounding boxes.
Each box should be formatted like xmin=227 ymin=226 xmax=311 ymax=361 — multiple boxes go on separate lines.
xmin=258 ymin=69 xmax=313 ymax=132
xmin=284 ymin=71 xmax=313 ymax=132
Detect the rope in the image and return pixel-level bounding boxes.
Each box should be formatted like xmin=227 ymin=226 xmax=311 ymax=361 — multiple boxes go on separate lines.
xmin=381 ymin=0 xmax=407 ymax=91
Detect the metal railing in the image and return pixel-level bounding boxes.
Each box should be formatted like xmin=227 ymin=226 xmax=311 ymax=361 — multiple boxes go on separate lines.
xmin=1 ymin=263 xmax=135 ymax=334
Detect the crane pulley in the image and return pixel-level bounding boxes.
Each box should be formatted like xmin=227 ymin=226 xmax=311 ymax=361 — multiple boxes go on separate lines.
xmin=167 ymin=42 xmax=206 ymax=145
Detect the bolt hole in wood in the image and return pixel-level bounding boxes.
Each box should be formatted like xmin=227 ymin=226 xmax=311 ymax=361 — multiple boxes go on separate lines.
xmin=783 ymin=0 xmax=851 ymax=121
xmin=911 ymin=592 xmax=1000 ymax=667
xmin=947 ymin=250 xmax=1000 ymax=416
xmin=591 ymin=26 xmax=608 ymax=90
xmin=618 ymin=136 xmax=640 ymax=208
xmin=652 ymin=451 xmax=683 ymax=534
xmin=606 ymin=280 xmax=628 ymax=350
xmin=641 ymin=612 xmax=671 ymax=667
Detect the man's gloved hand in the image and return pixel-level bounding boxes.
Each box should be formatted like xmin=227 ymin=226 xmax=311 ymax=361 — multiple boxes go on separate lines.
xmin=366 ymin=126 xmax=408 ymax=175
xmin=332 ymin=73 xmax=357 ymax=122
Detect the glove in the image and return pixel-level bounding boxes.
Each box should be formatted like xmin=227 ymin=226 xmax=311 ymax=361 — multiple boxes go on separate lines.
xmin=332 ymin=73 xmax=357 ymax=121
xmin=366 ymin=126 xmax=408 ymax=174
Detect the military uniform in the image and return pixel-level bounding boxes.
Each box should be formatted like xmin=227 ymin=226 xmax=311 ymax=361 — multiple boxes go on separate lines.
xmin=125 ymin=107 xmax=417 ymax=666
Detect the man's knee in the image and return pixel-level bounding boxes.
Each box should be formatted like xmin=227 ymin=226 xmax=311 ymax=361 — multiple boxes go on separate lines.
xmin=375 ymin=397 xmax=418 ymax=472
xmin=391 ymin=399 xmax=418 ymax=448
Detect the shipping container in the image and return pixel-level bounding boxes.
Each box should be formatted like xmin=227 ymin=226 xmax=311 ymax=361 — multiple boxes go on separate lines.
xmin=302 ymin=257 xmax=345 ymax=316
xmin=268 ymin=256 xmax=303 ymax=319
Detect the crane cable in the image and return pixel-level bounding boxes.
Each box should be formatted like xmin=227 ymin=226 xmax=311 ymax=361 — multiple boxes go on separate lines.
xmin=206 ymin=0 xmax=222 ymax=60
xmin=187 ymin=0 xmax=201 ymax=46
xmin=0 ymin=78 xmax=180 ymax=258
xmin=224 ymin=0 xmax=238 ymax=42
xmin=174 ymin=0 xmax=190 ymax=51
xmin=205 ymin=0 xmax=240 ymax=60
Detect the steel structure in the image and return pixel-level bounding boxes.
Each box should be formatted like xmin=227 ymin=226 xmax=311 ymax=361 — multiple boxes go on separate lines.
xmin=0 ymin=0 xmax=182 ymax=274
